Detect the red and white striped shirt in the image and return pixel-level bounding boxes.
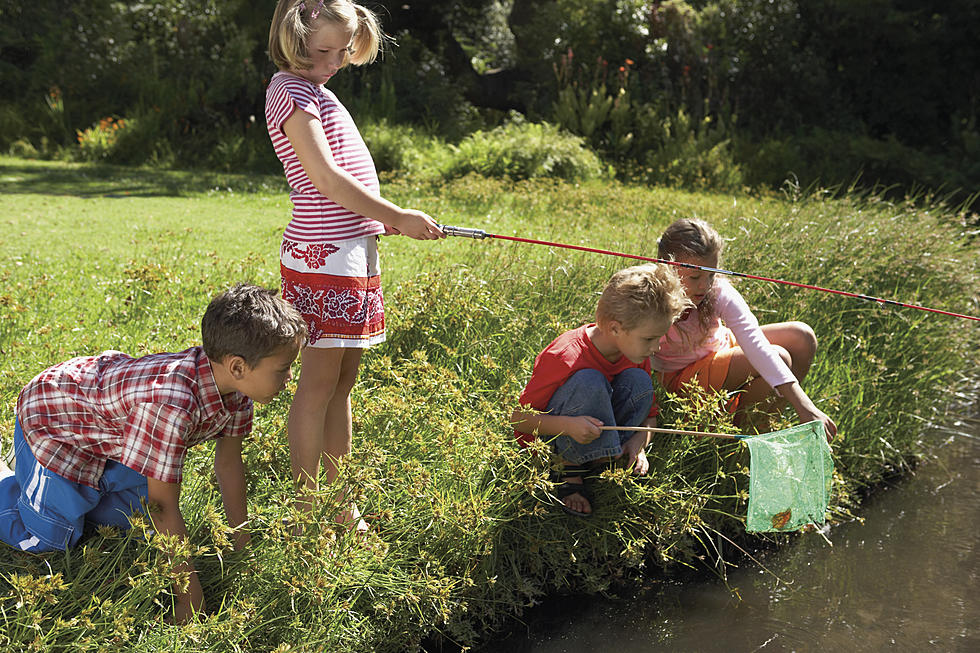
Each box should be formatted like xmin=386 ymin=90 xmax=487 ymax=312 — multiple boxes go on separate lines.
xmin=16 ymin=347 xmax=252 ymax=488
xmin=265 ymin=71 xmax=385 ymax=243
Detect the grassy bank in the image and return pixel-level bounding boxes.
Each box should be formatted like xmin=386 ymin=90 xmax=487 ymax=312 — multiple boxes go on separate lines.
xmin=1 ymin=157 xmax=977 ymax=651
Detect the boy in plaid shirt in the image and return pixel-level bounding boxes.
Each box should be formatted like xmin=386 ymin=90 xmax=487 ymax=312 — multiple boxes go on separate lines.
xmin=0 ymin=283 xmax=306 ymax=621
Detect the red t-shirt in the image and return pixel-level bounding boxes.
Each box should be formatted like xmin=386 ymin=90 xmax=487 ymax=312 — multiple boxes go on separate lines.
xmin=515 ymin=324 xmax=658 ymax=446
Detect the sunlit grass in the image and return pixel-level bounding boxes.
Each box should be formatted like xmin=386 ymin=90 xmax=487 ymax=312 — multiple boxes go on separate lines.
xmin=0 ymin=157 xmax=977 ymax=651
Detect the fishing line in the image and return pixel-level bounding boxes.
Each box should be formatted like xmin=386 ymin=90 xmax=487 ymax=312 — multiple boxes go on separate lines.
xmin=438 ymin=224 xmax=980 ymax=322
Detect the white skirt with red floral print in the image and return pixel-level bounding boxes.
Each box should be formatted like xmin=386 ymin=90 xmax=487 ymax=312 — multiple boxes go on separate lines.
xmin=280 ymin=236 xmax=385 ymax=349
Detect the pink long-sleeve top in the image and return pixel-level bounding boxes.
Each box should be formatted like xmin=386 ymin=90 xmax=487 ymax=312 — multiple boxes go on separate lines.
xmin=653 ymin=278 xmax=797 ymax=390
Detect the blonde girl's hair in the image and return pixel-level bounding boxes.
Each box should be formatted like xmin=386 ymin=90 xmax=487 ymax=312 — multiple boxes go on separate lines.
xmin=657 ymin=217 xmax=725 ymax=339
xmin=268 ymin=0 xmax=386 ymax=72
xmin=595 ymin=264 xmax=690 ymax=330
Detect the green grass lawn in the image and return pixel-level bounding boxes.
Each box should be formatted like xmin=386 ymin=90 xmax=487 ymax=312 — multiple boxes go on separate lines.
xmin=1 ymin=156 xmax=978 ymax=651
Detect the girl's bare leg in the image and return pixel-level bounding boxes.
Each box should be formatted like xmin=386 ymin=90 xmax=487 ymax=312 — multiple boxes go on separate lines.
xmin=759 ymin=321 xmax=816 ymax=380
xmin=320 ymin=349 xmax=367 ymax=532
xmin=722 ymin=321 xmax=818 ymax=416
xmin=287 ymin=347 xmax=366 ymax=531
xmin=723 ymin=344 xmax=792 ymax=405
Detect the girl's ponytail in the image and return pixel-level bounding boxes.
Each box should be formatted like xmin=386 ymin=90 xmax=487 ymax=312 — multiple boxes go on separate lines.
xmin=348 ymin=3 xmax=387 ymax=66
xmin=269 ymin=0 xmax=313 ymax=71
xmin=268 ymin=0 xmax=389 ymax=71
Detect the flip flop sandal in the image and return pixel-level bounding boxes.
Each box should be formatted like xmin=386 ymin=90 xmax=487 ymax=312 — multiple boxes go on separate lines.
xmin=553 ymin=465 xmax=595 ymax=518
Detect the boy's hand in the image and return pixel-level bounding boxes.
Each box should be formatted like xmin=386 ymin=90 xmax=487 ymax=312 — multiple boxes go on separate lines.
xmin=619 ymin=431 xmax=650 ymax=476
xmin=563 ymin=415 xmax=603 ymax=444
xmin=147 ymin=478 xmax=205 ymax=623
xmin=389 ymin=210 xmax=445 ymax=240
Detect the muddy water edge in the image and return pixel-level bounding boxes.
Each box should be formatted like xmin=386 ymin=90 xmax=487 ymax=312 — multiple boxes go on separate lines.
xmin=475 ymin=416 xmax=979 ymax=653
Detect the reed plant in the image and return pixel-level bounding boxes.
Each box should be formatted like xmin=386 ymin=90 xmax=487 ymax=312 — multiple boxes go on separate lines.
xmin=0 ymin=157 xmax=977 ymax=651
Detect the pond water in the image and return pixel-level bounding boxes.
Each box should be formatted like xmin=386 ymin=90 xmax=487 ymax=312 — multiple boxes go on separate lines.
xmin=487 ymin=418 xmax=978 ymax=652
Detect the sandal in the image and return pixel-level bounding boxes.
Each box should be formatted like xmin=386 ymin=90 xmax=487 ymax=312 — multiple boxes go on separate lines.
xmin=553 ymin=465 xmax=595 ymax=518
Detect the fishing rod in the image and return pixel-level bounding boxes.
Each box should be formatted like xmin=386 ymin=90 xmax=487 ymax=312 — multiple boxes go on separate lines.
xmin=438 ymin=224 xmax=980 ymax=323
xmin=599 ymin=425 xmax=742 ymax=440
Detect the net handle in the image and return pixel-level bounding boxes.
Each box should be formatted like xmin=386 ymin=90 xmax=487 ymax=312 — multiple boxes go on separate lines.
xmin=599 ymin=425 xmax=743 ymax=440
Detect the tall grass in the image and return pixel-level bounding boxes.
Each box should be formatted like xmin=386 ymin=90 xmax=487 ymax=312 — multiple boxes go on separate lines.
xmin=0 ymin=157 xmax=977 ymax=651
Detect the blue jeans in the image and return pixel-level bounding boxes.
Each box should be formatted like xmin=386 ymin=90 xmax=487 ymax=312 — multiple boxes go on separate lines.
xmin=547 ymin=367 xmax=654 ymax=464
xmin=0 ymin=419 xmax=148 ymax=553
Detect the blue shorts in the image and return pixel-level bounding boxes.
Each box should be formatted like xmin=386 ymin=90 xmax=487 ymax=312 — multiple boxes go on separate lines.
xmin=546 ymin=367 xmax=655 ymax=464
xmin=0 ymin=419 xmax=148 ymax=553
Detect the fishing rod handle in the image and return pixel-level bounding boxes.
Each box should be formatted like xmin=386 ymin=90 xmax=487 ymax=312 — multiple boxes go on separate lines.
xmin=438 ymin=224 xmax=489 ymax=239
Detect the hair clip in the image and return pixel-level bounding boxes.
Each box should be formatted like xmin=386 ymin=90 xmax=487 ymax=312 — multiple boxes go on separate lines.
xmin=297 ymin=0 xmax=325 ymax=20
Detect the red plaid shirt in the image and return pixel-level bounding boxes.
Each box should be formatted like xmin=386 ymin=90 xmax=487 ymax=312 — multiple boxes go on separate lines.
xmin=16 ymin=346 xmax=253 ymax=488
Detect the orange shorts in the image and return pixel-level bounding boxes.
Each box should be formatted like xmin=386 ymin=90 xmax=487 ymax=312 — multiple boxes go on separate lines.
xmin=657 ymin=328 xmax=742 ymax=412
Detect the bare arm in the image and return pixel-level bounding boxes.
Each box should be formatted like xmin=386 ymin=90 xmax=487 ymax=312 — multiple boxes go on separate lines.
xmin=214 ymin=436 xmax=250 ymax=551
xmin=510 ymin=409 xmax=603 ymax=444
xmin=146 ymin=477 xmax=204 ymax=623
xmin=776 ymin=381 xmax=838 ymax=442
xmin=281 ymin=110 xmax=443 ymax=240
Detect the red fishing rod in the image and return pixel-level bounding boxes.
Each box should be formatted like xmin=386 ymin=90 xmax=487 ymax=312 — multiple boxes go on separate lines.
xmin=438 ymin=224 xmax=980 ymax=322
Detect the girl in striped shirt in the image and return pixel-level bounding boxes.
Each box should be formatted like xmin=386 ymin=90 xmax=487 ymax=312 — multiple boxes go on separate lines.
xmin=266 ymin=0 xmax=445 ymax=531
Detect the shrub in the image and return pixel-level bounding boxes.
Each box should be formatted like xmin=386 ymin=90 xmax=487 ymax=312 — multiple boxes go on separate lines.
xmin=359 ymin=120 xmax=452 ymax=178
xmin=641 ymin=109 xmax=743 ymax=191
xmin=75 ymin=117 xmax=132 ymax=162
xmin=740 ymin=128 xmax=979 ymax=208
xmin=447 ymin=117 xmax=607 ymax=181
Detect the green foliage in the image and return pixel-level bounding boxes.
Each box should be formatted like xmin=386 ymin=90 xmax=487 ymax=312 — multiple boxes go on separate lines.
xmin=359 ymin=120 xmax=451 ymax=178
xmin=0 ymin=145 xmax=978 ymax=649
xmin=1 ymin=0 xmax=978 ymax=202
xmin=75 ymin=117 xmax=134 ymax=162
xmin=551 ymin=52 xmax=640 ymax=163
xmin=0 ymin=1 xmax=264 ymax=165
xmin=739 ymin=126 xmax=980 ymax=206
xmin=551 ymin=51 xmax=742 ymax=190
xmin=640 ymin=109 xmax=742 ymax=190
xmin=447 ymin=116 xmax=607 ymax=181
xmin=330 ymin=31 xmax=486 ymax=140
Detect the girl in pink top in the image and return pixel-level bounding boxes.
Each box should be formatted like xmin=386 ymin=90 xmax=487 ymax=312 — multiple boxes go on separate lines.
xmin=266 ymin=0 xmax=445 ymax=531
xmin=652 ymin=218 xmax=837 ymax=441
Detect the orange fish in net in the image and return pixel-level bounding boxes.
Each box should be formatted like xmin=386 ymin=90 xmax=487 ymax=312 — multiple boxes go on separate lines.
xmin=770 ymin=509 xmax=793 ymax=530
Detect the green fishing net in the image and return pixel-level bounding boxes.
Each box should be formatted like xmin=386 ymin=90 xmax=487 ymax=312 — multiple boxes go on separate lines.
xmin=744 ymin=420 xmax=834 ymax=532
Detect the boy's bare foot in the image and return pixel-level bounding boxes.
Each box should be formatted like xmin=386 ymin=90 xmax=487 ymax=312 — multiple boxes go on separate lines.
xmin=555 ymin=474 xmax=593 ymax=517
xmin=560 ymin=477 xmax=591 ymax=514
xmin=631 ymin=450 xmax=650 ymax=476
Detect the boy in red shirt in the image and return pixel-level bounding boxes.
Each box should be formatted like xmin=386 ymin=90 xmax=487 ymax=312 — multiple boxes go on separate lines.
xmin=0 ymin=283 xmax=307 ymax=621
xmin=512 ymin=264 xmax=690 ymax=517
